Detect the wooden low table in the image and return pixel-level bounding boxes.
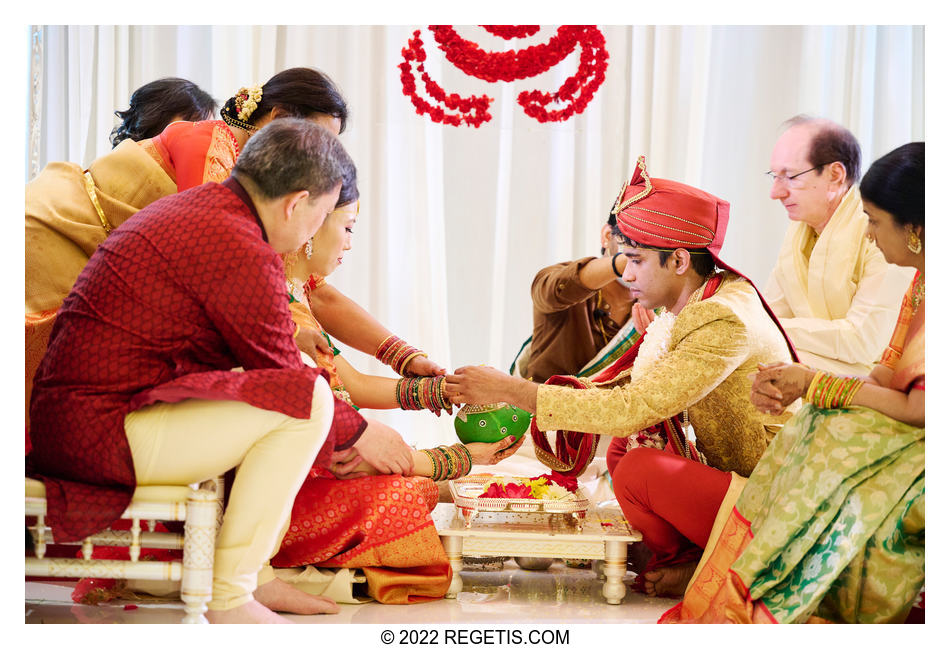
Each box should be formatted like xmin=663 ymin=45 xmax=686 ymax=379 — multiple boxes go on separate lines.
xmin=431 ymin=502 xmax=641 ymax=604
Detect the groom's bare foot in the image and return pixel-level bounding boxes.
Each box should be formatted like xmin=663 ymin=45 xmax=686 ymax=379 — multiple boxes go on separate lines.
xmin=642 ymin=562 xmax=697 ymax=598
xmin=206 ymin=599 xmax=292 ymax=624
xmin=254 ymin=577 xmax=340 ymax=615
xmin=627 ymin=542 xmax=653 ymax=574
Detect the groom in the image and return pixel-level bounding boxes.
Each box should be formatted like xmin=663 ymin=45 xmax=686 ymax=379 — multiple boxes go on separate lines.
xmin=446 ymin=156 xmax=797 ymax=596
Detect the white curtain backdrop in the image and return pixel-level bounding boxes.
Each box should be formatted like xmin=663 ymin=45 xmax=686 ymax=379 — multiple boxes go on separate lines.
xmin=26 ymin=25 xmax=925 ymax=448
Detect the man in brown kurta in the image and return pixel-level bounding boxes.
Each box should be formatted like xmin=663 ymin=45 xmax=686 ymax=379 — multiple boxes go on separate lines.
xmin=521 ymin=214 xmax=634 ymax=382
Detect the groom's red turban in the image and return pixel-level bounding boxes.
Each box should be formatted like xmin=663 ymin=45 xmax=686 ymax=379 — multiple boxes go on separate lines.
xmin=611 ymin=154 xmax=729 ymax=256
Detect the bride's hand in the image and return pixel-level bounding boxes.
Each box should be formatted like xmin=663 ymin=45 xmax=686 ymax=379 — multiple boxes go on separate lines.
xmin=443 ymin=365 xmax=512 ymax=406
xmin=749 ymin=362 xmax=815 ymax=414
xmin=464 ymin=435 xmax=526 ymax=466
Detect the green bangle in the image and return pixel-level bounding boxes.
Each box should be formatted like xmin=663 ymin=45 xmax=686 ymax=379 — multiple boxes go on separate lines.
xmin=422 ymin=449 xmax=438 ymax=480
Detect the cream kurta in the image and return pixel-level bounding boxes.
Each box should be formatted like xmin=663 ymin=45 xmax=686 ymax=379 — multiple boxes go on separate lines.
xmin=763 ymin=186 xmax=915 ymax=376
xmin=535 ymin=273 xmax=794 ymax=477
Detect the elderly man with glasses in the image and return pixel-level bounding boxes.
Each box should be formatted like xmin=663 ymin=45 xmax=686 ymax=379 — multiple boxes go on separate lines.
xmin=762 ymin=115 xmax=914 ymax=375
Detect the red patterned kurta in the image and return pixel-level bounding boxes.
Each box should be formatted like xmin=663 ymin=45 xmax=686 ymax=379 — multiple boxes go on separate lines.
xmin=28 ymin=177 xmax=366 ymax=542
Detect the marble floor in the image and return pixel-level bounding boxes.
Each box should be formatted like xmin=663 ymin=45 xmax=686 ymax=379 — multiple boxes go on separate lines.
xmin=25 ymin=441 xmax=678 ymax=630
xmin=25 ymin=559 xmax=675 ymax=625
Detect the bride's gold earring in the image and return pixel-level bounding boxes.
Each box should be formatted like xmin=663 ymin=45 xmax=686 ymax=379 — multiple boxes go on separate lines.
xmin=305 ymin=239 xmax=313 ymax=259
xmin=906 ymin=229 xmax=922 ymax=254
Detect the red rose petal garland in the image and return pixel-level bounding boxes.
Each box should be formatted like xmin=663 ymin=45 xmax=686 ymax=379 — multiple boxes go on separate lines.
xmin=480 ymin=25 xmax=541 ymax=39
xmin=398 ymin=25 xmax=609 ymax=127
xmin=399 ymin=30 xmax=493 ymax=127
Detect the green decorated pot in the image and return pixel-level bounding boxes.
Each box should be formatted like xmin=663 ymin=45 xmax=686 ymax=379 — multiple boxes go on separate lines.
xmin=454 ymin=402 xmax=532 ymax=445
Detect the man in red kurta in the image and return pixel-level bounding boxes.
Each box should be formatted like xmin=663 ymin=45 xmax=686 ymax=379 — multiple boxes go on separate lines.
xmin=28 ymin=119 xmax=413 ymax=623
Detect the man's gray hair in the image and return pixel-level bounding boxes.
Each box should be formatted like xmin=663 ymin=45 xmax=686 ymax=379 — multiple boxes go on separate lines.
xmin=232 ymin=118 xmax=355 ymax=200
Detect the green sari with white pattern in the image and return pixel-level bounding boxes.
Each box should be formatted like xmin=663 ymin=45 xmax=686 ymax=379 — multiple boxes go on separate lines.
xmin=729 ymin=403 xmax=924 ymax=623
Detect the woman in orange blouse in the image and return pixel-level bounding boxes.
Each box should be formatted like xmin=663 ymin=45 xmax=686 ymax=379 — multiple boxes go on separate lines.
xmin=27 ymin=68 xmax=437 ymax=429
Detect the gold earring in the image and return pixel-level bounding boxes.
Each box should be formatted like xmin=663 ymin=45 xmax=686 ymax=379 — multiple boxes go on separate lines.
xmin=305 ymin=239 xmax=313 ymax=259
xmin=906 ymin=230 xmax=922 ymax=254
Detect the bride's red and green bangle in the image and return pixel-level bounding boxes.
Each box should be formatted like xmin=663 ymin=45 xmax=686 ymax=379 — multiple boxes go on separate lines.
xmin=805 ymin=370 xmax=864 ymax=409
xmin=396 ymin=376 xmax=451 ymax=413
xmin=376 ymin=334 xmax=428 ymax=376
xmin=421 ymin=444 xmax=473 ymax=481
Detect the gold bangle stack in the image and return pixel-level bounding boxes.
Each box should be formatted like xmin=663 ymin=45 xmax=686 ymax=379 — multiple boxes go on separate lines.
xmin=421 ymin=444 xmax=472 ymax=481
xmin=375 ymin=335 xmax=429 ymax=377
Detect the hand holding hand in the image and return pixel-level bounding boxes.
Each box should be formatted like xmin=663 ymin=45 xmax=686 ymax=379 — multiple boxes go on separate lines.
xmin=443 ymin=365 xmax=512 ymax=406
xmin=327 ymin=448 xmax=368 ymax=480
xmin=295 ymin=326 xmax=331 ymax=364
xmin=403 ymin=355 xmax=446 ymax=378
xmin=464 ymin=434 xmax=526 ymax=466
xmin=749 ymin=362 xmax=815 ymax=415
xmin=353 ymin=418 xmax=414 ymax=475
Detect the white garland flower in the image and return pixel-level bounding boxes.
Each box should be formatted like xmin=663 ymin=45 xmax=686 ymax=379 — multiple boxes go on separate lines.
xmin=625 ymin=310 xmax=677 ymax=452
xmin=287 ymin=278 xmax=306 ymax=304
xmin=237 ymin=85 xmax=263 ymax=122
xmin=628 ymin=310 xmax=677 ymax=383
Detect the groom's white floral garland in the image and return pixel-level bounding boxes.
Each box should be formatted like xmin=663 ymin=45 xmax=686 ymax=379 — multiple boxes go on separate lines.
xmin=625 ymin=310 xmax=677 ymax=452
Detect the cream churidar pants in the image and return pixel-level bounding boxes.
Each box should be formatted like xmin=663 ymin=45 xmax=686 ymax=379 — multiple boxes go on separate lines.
xmin=124 ymin=376 xmax=334 ymax=610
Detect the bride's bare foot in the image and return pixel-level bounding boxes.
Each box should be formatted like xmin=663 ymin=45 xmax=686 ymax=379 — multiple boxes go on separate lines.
xmin=642 ymin=562 xmax=698 ymax=598
xmin=254 ymin=577 xmax=340 ymax=615
xmin=206 ymin=599 xmax=292 ymax=624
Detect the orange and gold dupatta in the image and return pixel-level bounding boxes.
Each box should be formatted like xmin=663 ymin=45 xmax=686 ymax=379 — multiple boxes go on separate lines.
xmin=883 ymin=271 xmax=924 ymax=393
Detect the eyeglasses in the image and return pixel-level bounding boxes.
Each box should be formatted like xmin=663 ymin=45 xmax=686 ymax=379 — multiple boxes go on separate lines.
xmin=765 ymin=161 xmax=838 ymax=187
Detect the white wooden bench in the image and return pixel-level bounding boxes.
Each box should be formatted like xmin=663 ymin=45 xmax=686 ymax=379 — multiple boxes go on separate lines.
xmin=26 ymin=476 xmax=222 ymax=623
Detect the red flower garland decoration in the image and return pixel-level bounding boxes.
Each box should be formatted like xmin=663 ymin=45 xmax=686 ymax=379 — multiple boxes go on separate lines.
xmin=398 ymin=25 xmax=609 ymax=127
xmin=399 ymin=30 xmax=493 ymax=127
xmin=480 ymin=25 xmax=540 ymax=39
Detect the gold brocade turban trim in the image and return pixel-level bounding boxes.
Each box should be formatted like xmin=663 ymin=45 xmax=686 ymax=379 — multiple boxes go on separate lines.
xmin=611 ymin=155 xmax=729 ymax=255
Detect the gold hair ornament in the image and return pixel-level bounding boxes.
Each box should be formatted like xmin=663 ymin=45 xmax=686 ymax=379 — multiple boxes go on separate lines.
xmin=221 ymin=84 xmax=263 ymax=133
xmin=235 ymin=85 xmax=263 ymax=122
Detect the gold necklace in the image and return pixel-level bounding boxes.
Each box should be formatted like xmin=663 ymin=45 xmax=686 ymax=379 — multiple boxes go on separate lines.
xmin=910 ymin=274 xmax=925 ymax=311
